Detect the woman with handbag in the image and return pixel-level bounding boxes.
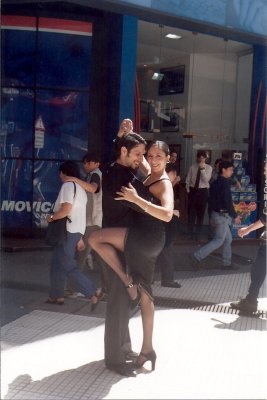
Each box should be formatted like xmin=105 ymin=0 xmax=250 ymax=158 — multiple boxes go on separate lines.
xmin=46 ymin=160 xmax=101 ymax=309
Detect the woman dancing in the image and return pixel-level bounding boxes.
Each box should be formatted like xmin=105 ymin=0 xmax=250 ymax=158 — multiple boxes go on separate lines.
xmin=89 ymin=140 xmax=174 ymax=371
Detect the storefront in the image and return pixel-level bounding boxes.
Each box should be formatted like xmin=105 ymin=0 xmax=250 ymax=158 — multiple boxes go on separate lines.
xmin=1 ymin=0 xmax=266 ymax=235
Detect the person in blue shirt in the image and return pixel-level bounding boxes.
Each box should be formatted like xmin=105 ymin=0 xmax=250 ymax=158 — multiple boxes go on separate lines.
xmin=191 ymin=161 xmax=241 ymax=270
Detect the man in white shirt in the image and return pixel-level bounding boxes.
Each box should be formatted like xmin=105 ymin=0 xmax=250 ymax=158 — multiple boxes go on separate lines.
xmin=46 ymin=161 xmax=98 ymax=305
xmin=186 ymin=150 xmax=212 ymax=240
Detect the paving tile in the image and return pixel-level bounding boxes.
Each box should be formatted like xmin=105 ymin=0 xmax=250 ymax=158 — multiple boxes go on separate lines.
xmin=1 ymin=307 xmax=267 ymax=400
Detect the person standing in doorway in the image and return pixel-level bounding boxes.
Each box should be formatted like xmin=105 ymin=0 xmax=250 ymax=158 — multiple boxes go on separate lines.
xmin=191 ymin=161 xmax=241 ymax=270
xmin=186 ymin=150 xmax=212 ymax=240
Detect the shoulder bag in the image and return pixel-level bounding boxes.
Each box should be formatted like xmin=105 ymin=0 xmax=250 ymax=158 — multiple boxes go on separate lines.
xmin=45 ymin=182 xmax=76 ymax=246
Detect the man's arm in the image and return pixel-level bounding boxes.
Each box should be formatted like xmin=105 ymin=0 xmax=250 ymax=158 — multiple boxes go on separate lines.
xmin=185 ymin=166 xmax=192 ymax=193
xmin=238 ymin=219 xmax=264 ymax=238
xmin=200 ymin=164 xmax=212 ymax=185
xmin=46 ymin=202 xmax=72 ymax=222
xmin=63 ymin=175 xmax=98 ymax=193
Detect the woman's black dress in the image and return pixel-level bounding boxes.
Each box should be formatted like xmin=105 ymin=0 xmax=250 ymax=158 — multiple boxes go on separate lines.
xmin=124 ymin=178 xmax=169 ymax=300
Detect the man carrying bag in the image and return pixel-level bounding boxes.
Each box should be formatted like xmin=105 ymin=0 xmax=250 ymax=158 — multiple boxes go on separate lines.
xmin=45 ymin=161 xmax=100 ymax=307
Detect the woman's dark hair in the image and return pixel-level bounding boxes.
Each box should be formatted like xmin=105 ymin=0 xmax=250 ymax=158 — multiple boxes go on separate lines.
xmin=146 ymin=140 xmax=170 ymax=156
xmin=59 ymin=161 xmax=80 ymax=178
xmin=114 ymin=132 xmax=147 ymax=159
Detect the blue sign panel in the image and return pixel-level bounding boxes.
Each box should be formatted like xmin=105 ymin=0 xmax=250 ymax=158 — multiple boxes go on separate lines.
xmin=1 ymin=16 xmax=93 ymax=233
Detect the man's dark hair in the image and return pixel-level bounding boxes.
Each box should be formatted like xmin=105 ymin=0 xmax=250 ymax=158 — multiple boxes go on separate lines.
xmin=219 ymin=160 xmax=234 ymax=175
xmin=82 ymin=152 xmax=101 ymax=164
xmin=114 ymin=132 xmax=146 ymax=159
xmin=166 ymin=163 xmax=177 ymax=174
xmin=59 ymin=161 xmax=80 ymax=178
xmin=197 ymin=150 xmax=207 ymax=159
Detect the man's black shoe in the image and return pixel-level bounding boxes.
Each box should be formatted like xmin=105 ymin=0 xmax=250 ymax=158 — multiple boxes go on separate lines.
xmin=161 ymin=281 xmax=181 ymax=288
xmin=220 ymin=265 xmax=239 ymax=271
xmin=230 ymin=297 xmax=258 ymax=313
xmin=106 ymin=362 xmax=136 ymax=377
xmin=125 ymin=350 xmax=139 ymax=361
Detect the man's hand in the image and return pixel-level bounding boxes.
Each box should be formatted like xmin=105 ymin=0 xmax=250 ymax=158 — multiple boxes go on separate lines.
xmin=234 ymin=215 xmax=242 ymax=225
xmin=173 ymin=209 xmax=180 ymax=218
xmin=117 ymin=119 xmax=133 ymax=138
xmin=77 ymin=238 xmax=85 ymax=251
xmin=173 ymin=176 xmax=181 ymax=187
xmin=238 ymin=226 xmax=249 ymax=238
xmin=115 ymin=183 xmax=138 ymax=203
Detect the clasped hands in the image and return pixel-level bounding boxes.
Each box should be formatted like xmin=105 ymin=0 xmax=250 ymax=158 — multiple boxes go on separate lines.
xmin=115 ymin=183 xmax=138 ymax=203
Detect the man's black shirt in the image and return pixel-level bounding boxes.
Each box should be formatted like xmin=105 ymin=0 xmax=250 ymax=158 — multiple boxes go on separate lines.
xmin=208 ymin=175 xmax=237 ymax=218
xmin=102 ymin=162 xmax=150 ymax=228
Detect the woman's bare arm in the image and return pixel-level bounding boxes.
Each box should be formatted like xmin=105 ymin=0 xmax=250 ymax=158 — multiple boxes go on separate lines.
xmin=115 ymin=181 xmax=173 ymax=222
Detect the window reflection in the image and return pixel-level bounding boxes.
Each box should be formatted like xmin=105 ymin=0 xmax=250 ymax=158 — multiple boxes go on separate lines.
xmin=35 ymin=90 xmax=89 ymax=159
xmin=1 ymin=88 xmax=34 ymax=158
xmin=37 ymin=26 xmax=91 ymax=89
xmin=1 ymin=28 xmax=36 ymax=86
xmin=1 ymin=159 xmax=32 ymax=230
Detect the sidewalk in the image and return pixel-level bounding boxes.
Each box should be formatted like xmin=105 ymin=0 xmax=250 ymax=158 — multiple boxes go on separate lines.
xmin=1 ymin=237 xmax=267 ymax=399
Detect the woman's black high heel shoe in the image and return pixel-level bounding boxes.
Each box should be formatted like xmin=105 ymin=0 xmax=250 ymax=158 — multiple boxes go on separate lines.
xmin=135 ymin=350 xmax=157 ymax=371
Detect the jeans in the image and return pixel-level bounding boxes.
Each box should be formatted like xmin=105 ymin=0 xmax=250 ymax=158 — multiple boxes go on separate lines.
xmin=50 ymin=231 xmax=96 ymax=298
xmin=194 ymin=211 xmax=232 ymax=266
xmin=248 ymin=242 xmax=266 ymax=299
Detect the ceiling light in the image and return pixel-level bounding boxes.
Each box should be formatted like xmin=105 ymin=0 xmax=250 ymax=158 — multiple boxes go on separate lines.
xmin=165 ymin=33 xmax=182 ymax=40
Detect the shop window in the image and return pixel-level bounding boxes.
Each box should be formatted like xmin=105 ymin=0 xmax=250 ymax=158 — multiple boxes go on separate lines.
xmin=1 ymin=87 xmax=34 ymax=158
xmin=37 ymin=20 xmax=92 ymax=89
xmin=1 ymin=22 xmax=36 ymax=86
xmin=1 ymin=16 xmax=93 ymax=234
xmin=1 ymin=159 xmax=33 ymax=231
xmin=35 ymin=89 xmax=89 ymax=159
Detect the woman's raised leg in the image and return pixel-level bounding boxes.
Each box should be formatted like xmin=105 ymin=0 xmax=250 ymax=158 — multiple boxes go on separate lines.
xmin=89 ymin=228 xmax=137 ymax=300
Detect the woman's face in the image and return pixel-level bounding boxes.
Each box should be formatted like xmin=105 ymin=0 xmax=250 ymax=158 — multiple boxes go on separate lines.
xmin=146 ymin=145 xmax=169 ymax=173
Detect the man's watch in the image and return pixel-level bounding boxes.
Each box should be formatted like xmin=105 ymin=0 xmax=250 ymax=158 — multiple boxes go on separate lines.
xmin=49 ymin=214 xmax=54 ymax=221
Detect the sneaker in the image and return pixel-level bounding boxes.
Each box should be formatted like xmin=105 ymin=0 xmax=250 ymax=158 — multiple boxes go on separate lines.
xmin=230 ymin=297 xmax=258 ymax=313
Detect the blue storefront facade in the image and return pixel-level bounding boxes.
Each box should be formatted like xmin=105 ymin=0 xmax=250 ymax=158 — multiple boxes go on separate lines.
xmin=1 ymin=0 xmax=267 ymax=236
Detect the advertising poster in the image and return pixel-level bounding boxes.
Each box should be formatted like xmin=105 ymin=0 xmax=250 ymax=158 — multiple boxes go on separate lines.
xmin=231 ymin=201 xmax=258 ymax=238
xmin=1 ymin=16 xmax=92 ymax=233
